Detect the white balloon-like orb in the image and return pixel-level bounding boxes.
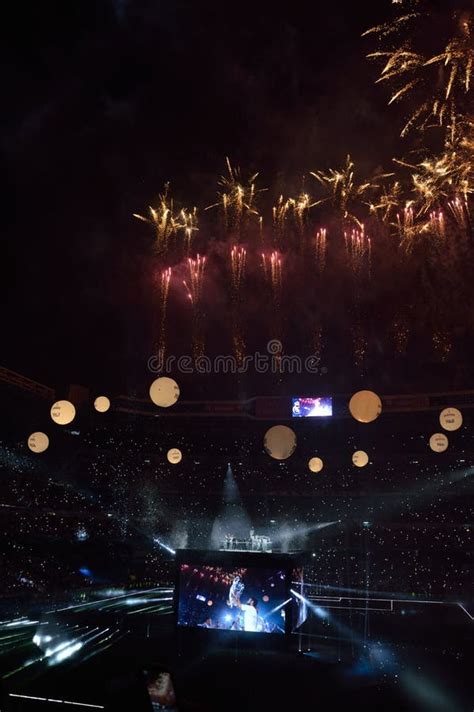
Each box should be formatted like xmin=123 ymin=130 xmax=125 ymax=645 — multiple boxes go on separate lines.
xmin=167 ymin=448 xmax=182 ymax=464
xmin=50 ymin=400 xmax=76 ymax=425
xmin=27 ymin=432 xmax=49 ymax=454
xmin=94 ymin=396 xmax=111 ymax=413
xmin=439 ymin=407 xmax=462 ymax=432
xmin=352 ymin=450 xmax=369 ymax=467
xmin=308 ymin=457 xmax=324 ymax=473
xmin=429 ymin=433 xmax=448 ymax=453
xmin=149 ymin=377 xmax=180 ymax=407
xmin=349 ymin=390 xmax=382 ymax=423
xmin=264 ymin=425 xmax=297 ymax=460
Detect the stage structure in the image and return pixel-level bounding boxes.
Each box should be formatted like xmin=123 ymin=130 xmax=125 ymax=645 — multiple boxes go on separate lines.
xmin=220 ymin=529 xmax=273 ymax=553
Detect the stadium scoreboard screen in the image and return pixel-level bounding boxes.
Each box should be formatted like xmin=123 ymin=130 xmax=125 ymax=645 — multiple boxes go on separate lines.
xmin=291 ymin=397 xmax=333 ymax=417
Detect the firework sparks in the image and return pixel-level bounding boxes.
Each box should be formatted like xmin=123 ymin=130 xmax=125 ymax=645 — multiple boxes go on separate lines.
xmin=261 ymin=251 xmax=283 ymax=368
xmin=272 ymin=195 xmax=286 ymax=245
xmin=160 ymin=267 xmax=171 ymax=310
xmin=207 ymin=158 xmax=263 ymax=236
xmin=351 ymin=320 xmax=368 ymax=370
xmin=294 ymin=192 xmax=314 ymax=234
xmin=157 ymin=268 xmax=171 ymax=363
xmin=391 ymin=314 xmax=410 ymax=354
xmin=368 ymin=177 xmax=400 ymax=221
xmin=230 ymin=246 xmax=247 ymax=364
xmin=448 ymin=195 xmax=470 ymax=229
xmin=133 ymin=184 xmax=178 ymax=254
xmin=393 ymin=142 xmax=473 ymax=219
xmin=344 ymin=226 xmax=371 ymax=277
xmin=311 ymin=320 xmax=323 ymax=367
xmin=127 ymin=0 xmax=474 ymax=384
xmin=261 ymin=251 xmax=283 ymax=305
xmin=272 ymin=192 xmax=316 ymax=246
xmin=311 ymin=155 xmax=376 ymax=227
xmin=413 ymin=154 xmax=471 ymax=210
xmin=183 ymin=254 xmax=206 ymax=305
xmin=270 ymin=251 xmax=282 ymax=299
xmin=183 ymin=255 xmax=206 ymax=358
xmin=314 ymin=228 xmax=327 ymax=273
xmin=364 ymin=3 xmax=474 ymax=138
xmin=433 ymin=329 xmax=452 ymax=362
xmin=427 ymin=209 xmax=445 ymax=240
xmin=396 ymin=203 xmax=416 ymax=245
xmin=365 ymin=0 xmax=474 ymax=250
xmin=177 ymin=207 xmax=199 ymax=253
xmin=134 ymin=185 xmax=198 ymax=256
xmin=230 ymin=246 xmax=247 ymax=299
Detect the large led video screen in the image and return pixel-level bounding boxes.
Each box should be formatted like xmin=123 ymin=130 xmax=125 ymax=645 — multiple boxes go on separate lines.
xmin=292 ymin=397 xmax=333 ymax=417
xmin=177 ymin=564 xmax=288 ymax=634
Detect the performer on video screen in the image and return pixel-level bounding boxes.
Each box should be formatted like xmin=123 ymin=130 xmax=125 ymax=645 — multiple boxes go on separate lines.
xmin=236 ymin=597 xmax=258 ymax=632
xmin=227 ymin=575 xmax=245 ymax=608
xmin=198 ymin=617 xmax=213 ymax=628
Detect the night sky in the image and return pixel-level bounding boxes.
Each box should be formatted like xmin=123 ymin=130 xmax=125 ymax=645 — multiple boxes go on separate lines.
xmin=2 ymin=0 xmax=457 ymax=398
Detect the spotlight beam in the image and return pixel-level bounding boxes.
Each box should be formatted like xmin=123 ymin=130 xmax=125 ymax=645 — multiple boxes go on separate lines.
xmin=263 ymin=597 xmax=292 ymax=619
xmin=291 ymin=588 xmax=474 ymax=622
xmin=49 ymin=586 xmax=172 ymax=613
xmin=153 ymin=538 xmax=176 ymax=555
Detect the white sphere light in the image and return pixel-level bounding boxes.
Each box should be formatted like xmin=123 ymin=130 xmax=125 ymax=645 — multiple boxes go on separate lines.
xmin=352 ymin=450 xmax=369 ymax=467
xmin=27 ymin=432 xmax=49 ymax=454
xmin=349 ymin=390 xmax=382 ymax=423
xmin=308 ymin=457 xmax=324 ymax=473
xmin=439 ymin=407 xmax=462 ymax=432
xmin=429 ymin=433 xmax=448 ymax=453
xmin=149 ymin=377 xmax=180 ymax=407
xmin=264 ymin=425 xmax=297 ymax=460
xmin=50 ymin=400 xmax=76 ymax=425
xmin=94 ymin=396 xmax=111 ymax=413
xmin=167 ymin=448 xmax=182 ymax=464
